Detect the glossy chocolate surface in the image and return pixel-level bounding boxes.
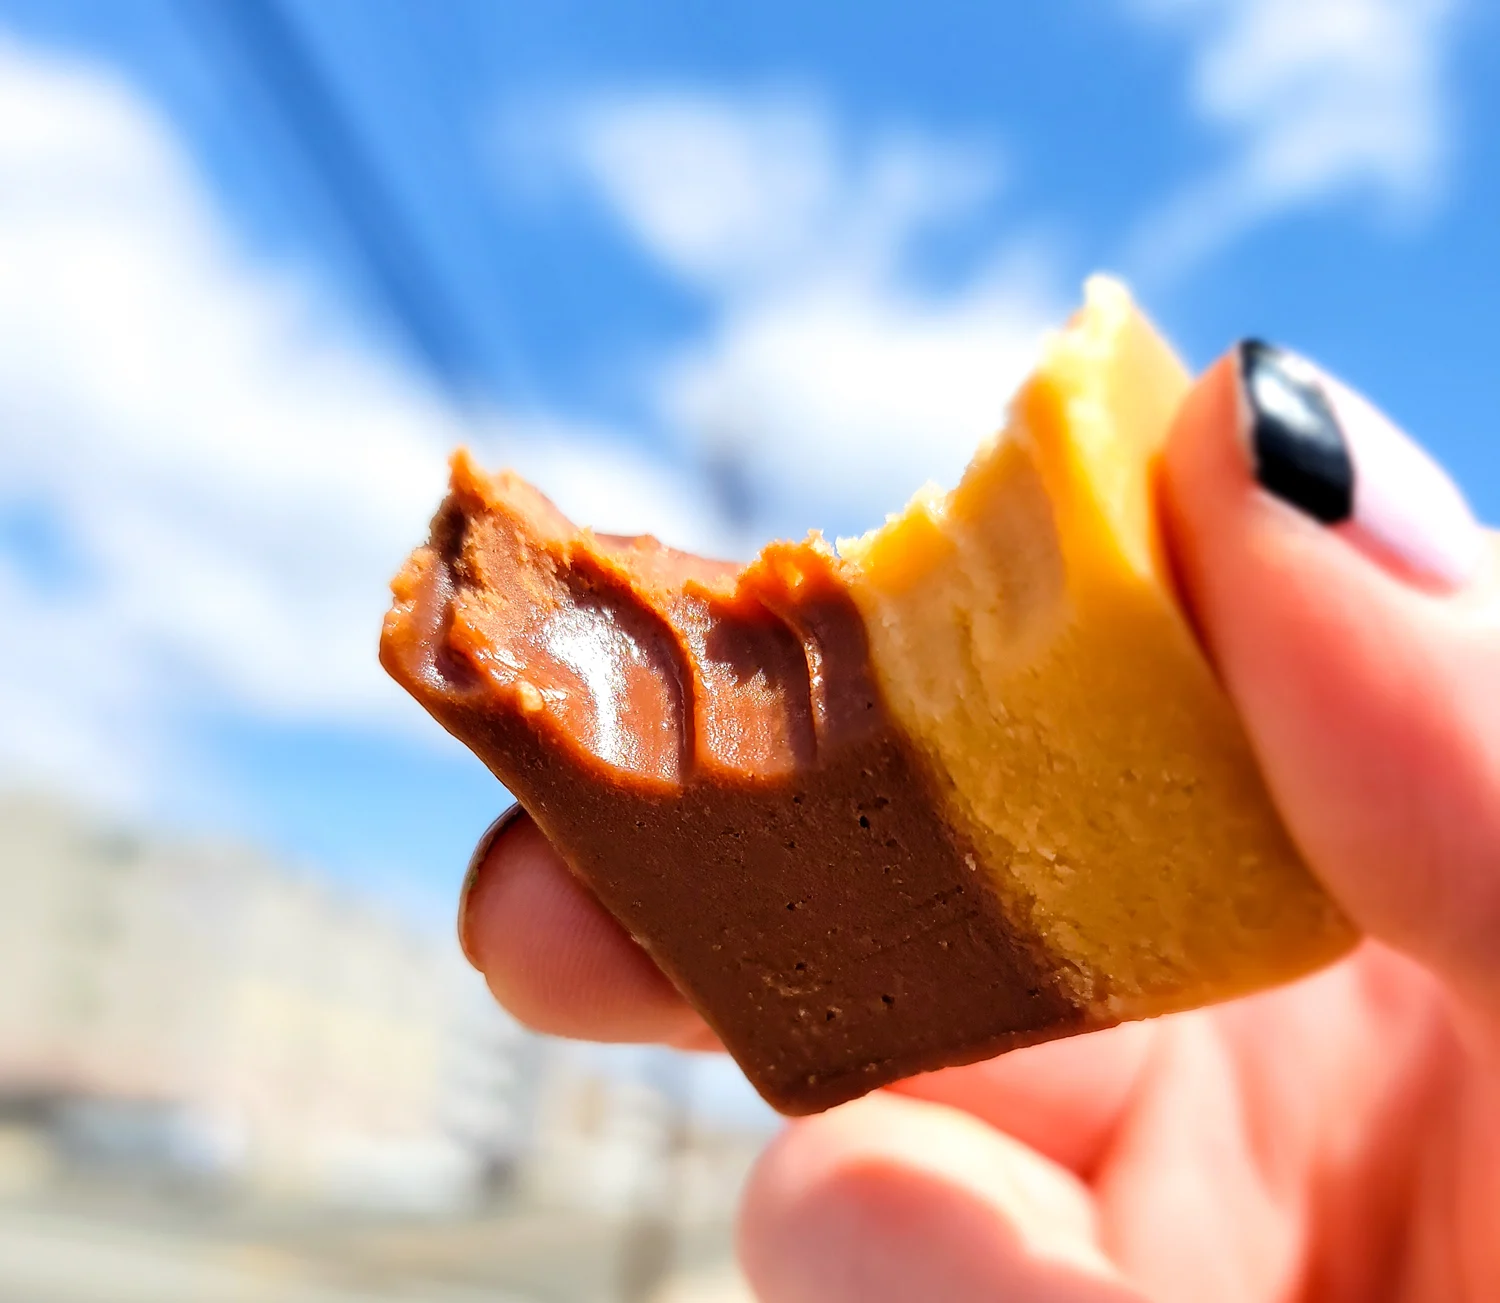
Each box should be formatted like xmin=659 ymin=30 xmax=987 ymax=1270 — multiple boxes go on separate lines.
xmin=382 ymin=464 xmax=1086 ymax=1112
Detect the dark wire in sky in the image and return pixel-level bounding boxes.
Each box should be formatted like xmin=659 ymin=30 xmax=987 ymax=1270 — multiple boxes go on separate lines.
xmin=179 ymin=0 xmax=487 ymax=402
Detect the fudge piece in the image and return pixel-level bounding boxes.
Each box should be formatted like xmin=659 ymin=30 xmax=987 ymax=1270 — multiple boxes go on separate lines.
xmin=381 ymin=278 xmax=1357 ymax=1114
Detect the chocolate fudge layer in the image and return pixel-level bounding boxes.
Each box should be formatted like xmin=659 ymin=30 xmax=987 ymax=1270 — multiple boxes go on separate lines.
xmin=382 ymin=278 xmax=1357 ymax=1114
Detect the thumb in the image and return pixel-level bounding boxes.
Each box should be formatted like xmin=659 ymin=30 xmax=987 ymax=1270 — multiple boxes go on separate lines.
xmin=1161 ymin=343 xmax=1500 ymax=1034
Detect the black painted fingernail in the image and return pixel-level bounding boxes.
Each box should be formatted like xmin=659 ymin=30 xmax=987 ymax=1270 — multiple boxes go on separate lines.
xmin=1238 ymin=339 xmax=1354 ymax=524
xmin=1235 ymin=339 xmax=1482 ymax=590
xmin=459 ymin=802 xmax=526 ymax=966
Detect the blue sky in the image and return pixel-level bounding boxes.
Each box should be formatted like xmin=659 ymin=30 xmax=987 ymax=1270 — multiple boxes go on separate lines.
xmin=0 ymin=0 xmax=1494 ymax=913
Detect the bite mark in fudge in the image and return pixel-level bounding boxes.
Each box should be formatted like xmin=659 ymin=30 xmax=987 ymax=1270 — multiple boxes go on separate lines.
xmin=381 ymin=277 xmax=1358 ymax=1114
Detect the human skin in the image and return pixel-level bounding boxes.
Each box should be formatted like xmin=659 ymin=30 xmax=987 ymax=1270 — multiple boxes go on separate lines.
xmin=459 ymin=352 xmax=1500 ymax=1301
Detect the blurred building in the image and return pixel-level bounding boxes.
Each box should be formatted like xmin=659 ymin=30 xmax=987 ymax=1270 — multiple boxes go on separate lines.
xmin=0 ymin=792 xmax=535 ymax=1211
xmin=524 ymin=1049 xmax=759 ymax=1227
xmin=0 ymin=792 xmax=775 ymax=1300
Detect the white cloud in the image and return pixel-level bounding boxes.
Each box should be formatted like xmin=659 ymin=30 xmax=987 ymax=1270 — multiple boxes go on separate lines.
xmin=1127 ymin=0 xmax=1461 ymax=276
xmin=565 ymin=90 xmax=1000 ymax=296
xmin=0 ymin=49 xmax=1067 ymax=819
xmin=525 ymin=90 xmax=1062 ymax=537
xmin=567 ymin=93 xmax=844 ymax=291
xmin=658 ymin=265 xmax=1058 ymax=537
xmin=0 ymin=40 xmax=722 ymax=810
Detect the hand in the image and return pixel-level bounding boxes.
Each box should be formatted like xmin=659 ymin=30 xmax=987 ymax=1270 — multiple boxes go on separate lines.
xmin=459 ymin=345 xmax=1500 ymax=1302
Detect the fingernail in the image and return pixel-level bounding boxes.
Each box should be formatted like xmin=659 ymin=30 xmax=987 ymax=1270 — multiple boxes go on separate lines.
xmin=459 ymin=802 xmax=526 ymax=966
xmin=1236 ymin=340 xmax=1484 ymax=590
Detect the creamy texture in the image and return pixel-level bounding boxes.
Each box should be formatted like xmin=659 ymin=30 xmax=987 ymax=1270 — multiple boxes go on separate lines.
xmin=842 ymin=279 xmax=1354 ymax=1018
xmin=381 ymin=277 xmax=1358 ymax=1114
xmin=383 ymin=480 xmax=1084 ymax=1113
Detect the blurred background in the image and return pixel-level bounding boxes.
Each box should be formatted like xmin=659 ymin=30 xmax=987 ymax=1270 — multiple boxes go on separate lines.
xmin=0 ymin=1 xmax=1495 ymax=1299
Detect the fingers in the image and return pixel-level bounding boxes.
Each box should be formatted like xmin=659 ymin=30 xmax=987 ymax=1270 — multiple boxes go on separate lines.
xmin=1160 ymin=345 xmax=1500 ymax=1035
xmin=738 ymin=1093 xmax=1139 ymax=1303
xmin=891 ymin=1021 xmax=1157 ymax=1177
xmin=460 ymin=808 xmax=714 ymax=1047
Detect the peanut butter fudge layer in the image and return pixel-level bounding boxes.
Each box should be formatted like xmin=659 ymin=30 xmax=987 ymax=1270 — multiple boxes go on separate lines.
xmin=382 ymin=278 xmax=1357 ymax=1114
